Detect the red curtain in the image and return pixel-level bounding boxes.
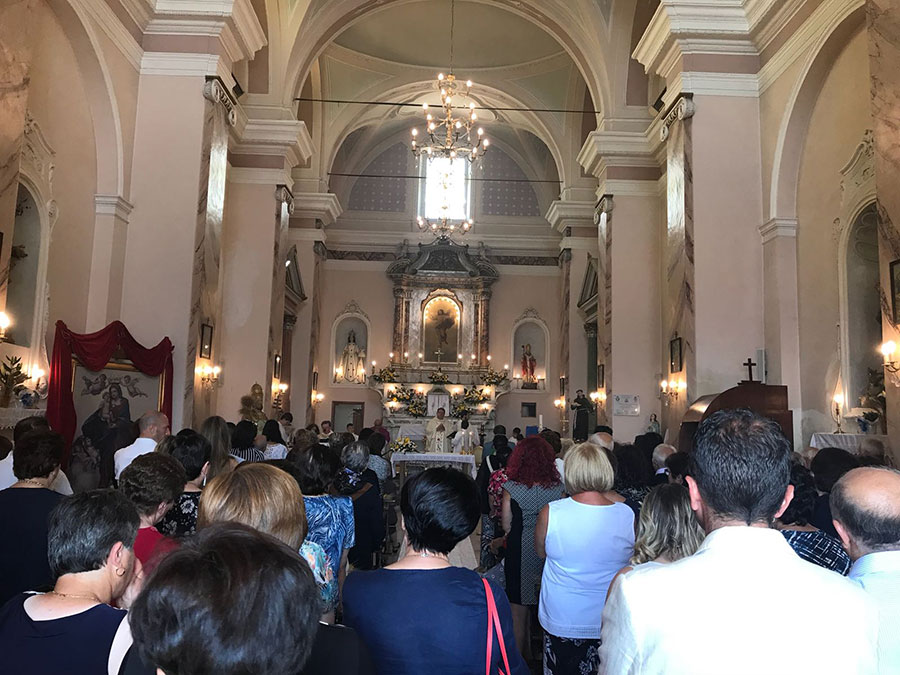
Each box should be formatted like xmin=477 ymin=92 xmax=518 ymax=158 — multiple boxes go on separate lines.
xmin=46 ymin=320 xmax=174 ymax=466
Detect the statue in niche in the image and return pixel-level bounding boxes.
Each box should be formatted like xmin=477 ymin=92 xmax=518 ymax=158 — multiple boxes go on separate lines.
xmin=338 ymin=330 xmax=366 ymax=384
xmin=521 ymin=344 xmax=537 ymax=384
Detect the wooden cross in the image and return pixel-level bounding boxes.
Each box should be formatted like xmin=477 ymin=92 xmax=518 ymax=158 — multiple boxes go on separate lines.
xmin=741 ymin=358 xmax=758 ymax=384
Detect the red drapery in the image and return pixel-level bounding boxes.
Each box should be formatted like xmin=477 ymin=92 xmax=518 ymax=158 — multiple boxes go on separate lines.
xmin=46 ymin=320 xmax=174 ymax=466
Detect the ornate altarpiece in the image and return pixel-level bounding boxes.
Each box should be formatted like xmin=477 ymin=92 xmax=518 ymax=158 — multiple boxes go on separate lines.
xmin=387 ymin=237 xmax=499 ymax=367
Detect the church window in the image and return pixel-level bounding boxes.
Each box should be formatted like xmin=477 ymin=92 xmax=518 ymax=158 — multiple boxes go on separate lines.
xmin=419 ymin=157 xmax=471 ymax=222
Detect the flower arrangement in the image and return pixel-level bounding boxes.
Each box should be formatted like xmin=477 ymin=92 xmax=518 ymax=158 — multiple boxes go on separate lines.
xmin=390 ymin=436 xmax=419 ymax=454
xmin=388 ymin=386 xmax=415 ymax=404
xmin=463 ymin=387 xmax=490 ymax=405
xmin=407 ymin=396 xmax=427 ymax=417
xmin=372 ymin=366 xmax=398 ymax=383
xmin=480 ymin=368 xmax=509 ymax=387
xmin=450 ymin=397 xmax=472 ymax=418
xmin=429 ymin=370 xmax=450 ymax=384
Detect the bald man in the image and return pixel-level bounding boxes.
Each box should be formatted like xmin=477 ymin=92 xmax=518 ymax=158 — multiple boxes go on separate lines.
xmin=832 ymin=467 xmax=900 ymax=670
xmin=114 ymin=410 xmax=169 ymax=479
xmin=651 ymin=443 xmax=677 ymax=485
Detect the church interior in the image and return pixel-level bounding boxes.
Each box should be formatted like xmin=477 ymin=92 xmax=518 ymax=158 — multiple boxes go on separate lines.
xmin=0 ymin=0 xmax=896 ymax=460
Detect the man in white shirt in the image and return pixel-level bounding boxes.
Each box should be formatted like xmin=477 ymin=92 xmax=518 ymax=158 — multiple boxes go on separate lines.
xmin=114 ymin=410 xmax=168 ymax=480
xmin=0 ymin=415 xmax=72 ymax=494
xmin=832 ymin=466 xmax=900 ymax=672
xmin=600 ymin=409 xmax=879 ymax=675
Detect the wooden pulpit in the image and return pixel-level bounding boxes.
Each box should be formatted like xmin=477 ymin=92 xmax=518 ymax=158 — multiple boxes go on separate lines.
xmin=677 ymin=382 xmax=793 ymax=453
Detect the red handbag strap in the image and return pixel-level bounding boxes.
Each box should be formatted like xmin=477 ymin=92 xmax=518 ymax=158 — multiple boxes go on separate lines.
xmin=482 ymin=578 xmax=511 ymax=675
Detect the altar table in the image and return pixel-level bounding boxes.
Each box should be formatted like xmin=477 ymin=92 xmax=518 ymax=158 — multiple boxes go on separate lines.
xmin=390 ymin=452 xmax=477 ymax=479
xmin=809 ymin=433 xmax=891 ymax=454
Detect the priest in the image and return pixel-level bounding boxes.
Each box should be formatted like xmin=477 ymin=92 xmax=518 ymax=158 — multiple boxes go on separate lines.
xmin=425 ymin=407 xmax=455 ymax=453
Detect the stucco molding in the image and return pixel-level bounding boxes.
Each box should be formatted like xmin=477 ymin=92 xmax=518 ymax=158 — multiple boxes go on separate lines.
xmin=578 ymin=130 xmax=657 ymax=179
xmin=545 ymin=200 xmax=595 ymax=234
xmin=660 ymin=94 xmax=695 ymax=141
xmin=147 ymin=0 xmax=266 ymax=62
xmin=203 ymin=77 xmax=237 ymax=126
xmin=228 ymin=166 xmax=294 ymax=187
xmin=140 ymin=52 xmax=231 ymax=82
xmin=94 ymin=194 xmax=134 ymax=222
xmin=292 ymin=193 xmax=343 ymax=226
xmin=232 ymin=119 xmax=314 ymax=167
xmin=674 ymin=71 xmax=760 ymax=97
xmin=70 ymin=0 xmax=143 ymax=71
xmin=759 ymin=217 xmax=798 ymax=244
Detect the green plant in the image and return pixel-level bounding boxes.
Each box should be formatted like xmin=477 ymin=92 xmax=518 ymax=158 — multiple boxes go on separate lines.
xmin=0 ymin=356 xmax=28 ymax=395
xmin=860 ymin=368 xmax=887 ymax=434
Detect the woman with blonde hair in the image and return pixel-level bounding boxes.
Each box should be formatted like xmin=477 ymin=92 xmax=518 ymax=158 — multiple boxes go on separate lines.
xmin=535 ymin=442 xmax=634 ymax=674
xmin=607 ymin=483 xmax=705 ymax=599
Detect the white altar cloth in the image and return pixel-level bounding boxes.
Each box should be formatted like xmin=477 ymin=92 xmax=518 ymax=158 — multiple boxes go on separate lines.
xmin=390 ymin=452 xmax=477 ymax=479
xmin=809 ymin=432 xmax=891 ymax=454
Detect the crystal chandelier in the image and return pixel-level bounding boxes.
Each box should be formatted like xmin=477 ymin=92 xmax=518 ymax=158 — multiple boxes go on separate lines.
xmin=410 ymin=0 xmax=490 ymax=163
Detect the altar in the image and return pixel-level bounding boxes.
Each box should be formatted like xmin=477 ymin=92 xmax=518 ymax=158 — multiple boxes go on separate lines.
xmin=391 ymin=452 xmax=477 ymax=479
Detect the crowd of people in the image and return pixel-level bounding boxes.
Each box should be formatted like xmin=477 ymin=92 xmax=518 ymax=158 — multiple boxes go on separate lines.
xmin=0 ymin=406 xmax=898 ymax=674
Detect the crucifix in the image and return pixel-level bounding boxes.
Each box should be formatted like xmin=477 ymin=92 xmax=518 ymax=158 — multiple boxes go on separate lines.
xmin=740 ymin=357 xmax=759 ymax=384
xmin=434 ymin=348 xmax=444 ymax=362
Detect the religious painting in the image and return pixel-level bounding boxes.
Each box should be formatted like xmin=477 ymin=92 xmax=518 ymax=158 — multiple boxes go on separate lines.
xmin=891 ymin=260 xmax=900 ymax=325
xmin=274 ymin=354 xmax=282 ymax=379
xmin=69 ymin=359 xmax=164 ymax=491
xmin=598 ymin=364 xmax=605 ymax=389
xmin=199 ymin=324 xmax=213 ymax=359
xmin=669 ymin=336 xmax=683 ymax=374
xmin=423 ymin=296 xmax=460 ymax=364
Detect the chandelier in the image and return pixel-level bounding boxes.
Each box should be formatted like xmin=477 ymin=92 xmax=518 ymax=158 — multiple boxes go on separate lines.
xmin=417 ymin=213 xmax=474 ymax=237
xmin=410 ymin=0 xmax=490 ymax=163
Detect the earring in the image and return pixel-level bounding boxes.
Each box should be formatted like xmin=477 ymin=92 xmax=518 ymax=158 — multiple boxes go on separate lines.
xmin=115 ymin=566 xmax=126 ymax=577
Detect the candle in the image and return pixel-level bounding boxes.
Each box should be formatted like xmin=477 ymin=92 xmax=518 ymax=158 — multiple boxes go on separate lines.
xmin=539 ymin=414 xmax=543 ymax=428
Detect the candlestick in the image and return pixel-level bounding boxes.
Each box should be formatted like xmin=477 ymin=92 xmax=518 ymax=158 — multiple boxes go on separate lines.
xmin=539 ymin=414 xmax=543 ymax=428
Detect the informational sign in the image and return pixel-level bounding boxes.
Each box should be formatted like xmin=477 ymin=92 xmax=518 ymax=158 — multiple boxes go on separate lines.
xmin=613 ymin=394 xmax=641 ymax=417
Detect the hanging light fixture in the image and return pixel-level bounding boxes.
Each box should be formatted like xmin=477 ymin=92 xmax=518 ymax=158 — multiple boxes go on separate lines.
xmin=410 ymin=0 xmax=490 ymax=164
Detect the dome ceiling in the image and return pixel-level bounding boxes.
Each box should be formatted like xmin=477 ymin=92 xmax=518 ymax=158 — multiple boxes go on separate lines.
xmin=332 ymin=1 xmax=564 ymax=69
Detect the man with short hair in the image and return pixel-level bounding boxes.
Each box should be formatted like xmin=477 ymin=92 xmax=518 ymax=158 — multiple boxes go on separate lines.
xmin=482 ymin=424 xmax=507 ymax=458
xmin=832 ymin=466 xmax=900 ymax=670
xmin=114 ymin=410 xmax=169 ymax=479
xmin=425 ymin=407 xmax=454 ymax=453
xmin=319 ymin=420 xmax=334 ymax=440
xmin=600 ymin=409 xmax=878 ymax=674
xmin=650 ymin=443 xmax=676 ymax=486
xmin=372 ymin=418 xmax=391 ymax=444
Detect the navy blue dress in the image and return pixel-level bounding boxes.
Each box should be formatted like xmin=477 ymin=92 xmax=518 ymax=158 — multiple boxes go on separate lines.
xmin=343 ymin=566 xmax=528 ymax=674
xmin=0 ymin=593 xmax=127 ymax=674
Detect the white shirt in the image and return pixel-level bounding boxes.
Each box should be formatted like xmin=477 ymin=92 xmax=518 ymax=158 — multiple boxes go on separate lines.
xmin=263 ymin=442 xmax=288 ymax=460
xmin=539 ymin=498 xmax=634 ymax=639
xmin=451 ymin=428 xmax=479 ymax=453
xmin=0 ymin=453 xmax=73 ymax=494
xmin=114 ymin=437 xmax=157 ymax=479
xmin=849 ymin=550 xmax=900 ymax=671
xmin=600 ymin=526 xmax=879 ymax=675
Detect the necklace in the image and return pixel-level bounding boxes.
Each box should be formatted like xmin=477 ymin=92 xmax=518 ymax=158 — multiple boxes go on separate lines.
xmin=17 ymin=478 xmax=49 ymax=488
xmin=48 ymin=590 xmax=102 ymax=603
xmin=414 ymin=550 xmax=449 ymax=561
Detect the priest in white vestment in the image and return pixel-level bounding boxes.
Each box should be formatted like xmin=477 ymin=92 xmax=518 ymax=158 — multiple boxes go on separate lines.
xmin=425 ymin=407 xmax=455 ymax=453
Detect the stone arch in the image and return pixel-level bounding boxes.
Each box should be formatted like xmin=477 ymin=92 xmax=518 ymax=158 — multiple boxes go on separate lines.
xmin=769 ymin=4 xmax=865 ymax=222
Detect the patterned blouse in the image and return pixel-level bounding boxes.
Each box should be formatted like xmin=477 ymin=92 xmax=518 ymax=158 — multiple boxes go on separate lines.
xmin=157 ymin=491 xmax=201 ymax=538
xmin=300 ymin=539 xmax=336 ymax=611
xmin=781 ymin=529 xmax=851 ymax=575
xmin=487 ymin=468 xmax=509 ymax=519
xmin=303 ymin=495 xmax=355 ymax=612
xmin=231 ymin=447 xmax=264 ymax=463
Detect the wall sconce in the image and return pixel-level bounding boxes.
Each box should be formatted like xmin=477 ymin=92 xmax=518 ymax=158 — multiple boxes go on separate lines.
xmin=273 ymin=382 xmax=288 ymax=411
xmin=389 ymin=352 xmax=395 ymax=362
xmin=196 ymin=364 xmax=221 ymax=388
xmin=590 ymin=390 xmax=607 ymax=406
xmin=881 ymin=341 xmax=900 ymax=372
xmin=311 ymin=391 xmax=325 ymax=406
xmin=503 ymin=364 xmax=509 ymax=372
xmin=832 ymin=392 xmax=845 ymax=434
xmin=660 ymin=379 xmax=685 ymax=402
xmin=0 ymin=311 xmax=11 ymax=342
xmin=553 ymin=397 xmax=565 ymax=409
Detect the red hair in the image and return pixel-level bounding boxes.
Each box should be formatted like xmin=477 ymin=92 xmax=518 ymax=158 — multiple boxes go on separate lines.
xmin=506 ymin=436 xmax=560 ymax=488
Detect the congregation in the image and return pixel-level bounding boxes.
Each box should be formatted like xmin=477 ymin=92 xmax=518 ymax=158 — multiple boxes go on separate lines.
xmin=0 ymin=406 xmax=897 ymax=674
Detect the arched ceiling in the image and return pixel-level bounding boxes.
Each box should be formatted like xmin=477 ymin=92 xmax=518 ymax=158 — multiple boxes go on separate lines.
xmin=331 ymin=1 xmax=565 ymax=69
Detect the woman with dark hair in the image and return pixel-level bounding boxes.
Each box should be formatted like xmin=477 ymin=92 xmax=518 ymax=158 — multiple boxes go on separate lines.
xmin=501 ymin=436 xmax=564 ymax=658
xmin=475 ymin=434 xmax=512 ymax=569
xmin=130 ymin=523 xmax=322 ymax=675
xmin=295 ymin=444 xmax=354 ymax=619
xmin=344 ymin=468 xmax=528 ymax=674
xmin=365 ymin=433 xmax=390 ymax=485
xmin=337 ymin=442 xmax=384 ymax=571
xmin=230 ymin=420 xmax=264 ymax=463
xmin=119 ymin=453 xmax=185 ymax=569
xmin=157 ymin=432 xmax=211 ymax=538
xmin=613 ymin=443 xmax=653 ymax=505
xmin=0 ymin=489 xmax=143 ymax=673
xmin=262 ymin=419 xmax=288 ymax=460
xmin=199 ymin=415 xmax=237 ymax=480
xmin=776 ymin=463 xmax=851 ymax=574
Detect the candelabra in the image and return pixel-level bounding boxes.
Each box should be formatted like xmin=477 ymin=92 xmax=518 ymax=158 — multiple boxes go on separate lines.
xmin=832 ymin=393 xmax=845 ymax=434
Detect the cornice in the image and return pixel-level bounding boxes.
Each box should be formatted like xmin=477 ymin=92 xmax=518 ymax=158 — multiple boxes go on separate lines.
xmin=231 ymin=119 xmax=314 ymax=167
xmin=227 ymin=166 xmax=294 ymax=187
xmin=140 ymin=52 xmax=231 ymax=83
xmin=145 ymin=0 xmax=265 ymax=63
xmin=94 ymin=194 xmax=134 ymax=221
xmin=291 ymin=193 xmax=343 ymax=226
xmin=759 ymin=217 xmax=798 ymax=243
xmin=287 ymin=228 xmax=327 ymax=243
xmin=675 ymin=71 xmax=760 ymax=97
xmin=545 ymin=200 xmax=595 ymax=233
xmin=578 ymin=130 xmax=657 ymax=179
xmin=559 ymin=237 xmax=600 ymax=254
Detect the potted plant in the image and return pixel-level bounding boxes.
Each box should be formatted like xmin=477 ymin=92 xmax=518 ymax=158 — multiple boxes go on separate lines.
xmin=0 ymin=356 xmax=29 ymax=408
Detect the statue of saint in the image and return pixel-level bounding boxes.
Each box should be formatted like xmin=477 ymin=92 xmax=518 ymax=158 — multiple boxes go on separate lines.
xmin=338 ymin=330 xmax=365 ymax=384
xmin=521 ymin=344 xmax=537 ymax=383
xmin=240 ymin=384 xmax=267 ymax=430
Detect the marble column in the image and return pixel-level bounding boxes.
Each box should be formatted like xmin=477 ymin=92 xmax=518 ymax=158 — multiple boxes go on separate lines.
xmin=392 ymin=287 xmax=405 ymax=356
xmin=868 ymin=0 xmax=900 ymax=454
xmin=477 ymin=288 xmax=491 ymax=365
xmin=286 ymin=232 xmax=322 ymax=426
xmin=585 ymin=321 xmax=599 ymax=430
xmin=269 ymin=186 xmax=292 ymax=399
xmin=306 ymin=242 xmax=326 ymax=425
xmin=596 ymin=196 xmax=613 ymax=420
xmin=0 ymin=0 xmax=36 ymax=307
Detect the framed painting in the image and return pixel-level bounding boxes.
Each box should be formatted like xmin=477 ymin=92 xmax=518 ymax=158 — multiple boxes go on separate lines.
xmin=274 ymin=354 xmax=282 ymax=379
xmin=669 ymin=336 xmax=683 ymax=374
xmin=199 ymin=324 xmax=213 ymax=360
xmin=69 ymin=358 xmax=164 ymax=491
xmin=597 ymin=364 xmax=605 ymax=389
xmin=422 ymin=296 xmax=460 ymax=364
xmin=891 ymin=260 xmax=900 ymax=324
